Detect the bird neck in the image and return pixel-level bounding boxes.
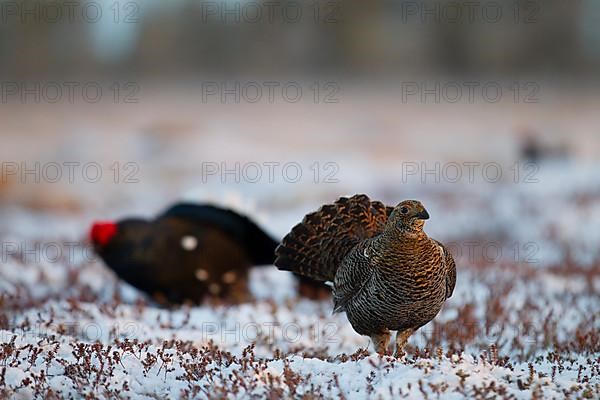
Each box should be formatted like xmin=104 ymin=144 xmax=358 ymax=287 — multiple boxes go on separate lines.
xmin=380 ymin=227 xmax=428 ymax=249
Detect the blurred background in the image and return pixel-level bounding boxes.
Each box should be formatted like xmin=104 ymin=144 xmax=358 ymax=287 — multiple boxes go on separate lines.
xmin=1 ymin=3 xmax=599 ymax=395
xmin=1 ymin=0 xmax=599 ymax=267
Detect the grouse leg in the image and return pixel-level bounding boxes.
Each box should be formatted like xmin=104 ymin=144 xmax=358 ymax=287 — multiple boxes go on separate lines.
xmin=371 ymin=331 xmax=391 ymax=355
xmin=393 ymin=328 xmax=415 ymax=358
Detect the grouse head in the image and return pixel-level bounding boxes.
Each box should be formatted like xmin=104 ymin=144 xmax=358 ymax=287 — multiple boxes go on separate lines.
xmin=386 ymin=200 xmax=429 ymax=235
xmin=90 ymin=219 xmax=156 ymax=276
xmin=91 ymin=219 xmax=151 ymax=249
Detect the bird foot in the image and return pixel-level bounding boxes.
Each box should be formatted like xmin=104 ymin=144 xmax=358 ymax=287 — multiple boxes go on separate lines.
xmin=392 ymin=349 xmax=406 ymax=359
xmin=393 ymin=329 xmax=414 ymax=358
xmin=371 ymin=332 xmax=391 ymax=356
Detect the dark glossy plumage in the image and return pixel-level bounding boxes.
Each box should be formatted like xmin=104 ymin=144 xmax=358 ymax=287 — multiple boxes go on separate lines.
xmin=275 ymin=194 xmax=456 ymax=355
xmin=91 ymin=203 xmax=278 ymax=304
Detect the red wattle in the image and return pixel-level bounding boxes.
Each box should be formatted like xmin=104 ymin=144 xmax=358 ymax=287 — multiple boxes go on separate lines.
xmin=90 ymin=221 xmax=118 ymax=246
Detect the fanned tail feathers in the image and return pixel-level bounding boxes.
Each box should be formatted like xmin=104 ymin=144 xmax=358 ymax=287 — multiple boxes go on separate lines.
xmin=274 ymin=194 xmax=392 ymax=281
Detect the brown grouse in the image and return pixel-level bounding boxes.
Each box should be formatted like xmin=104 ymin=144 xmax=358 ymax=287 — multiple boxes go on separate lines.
xmin=275 ymin=194 xmax=456 ymax=356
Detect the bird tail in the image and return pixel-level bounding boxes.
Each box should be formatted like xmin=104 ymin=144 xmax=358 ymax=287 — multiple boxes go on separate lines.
xmin=274 ymin=194 xmax=392 ymax=282
xmin=241 ymin=215 xmax=279 ymax=265
xmin=161 ymin=203 xmax=278 ymax=265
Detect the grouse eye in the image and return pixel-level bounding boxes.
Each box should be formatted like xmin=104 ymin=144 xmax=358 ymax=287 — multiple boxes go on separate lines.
xmin=400 ymin=206 xmax=409 ymax=214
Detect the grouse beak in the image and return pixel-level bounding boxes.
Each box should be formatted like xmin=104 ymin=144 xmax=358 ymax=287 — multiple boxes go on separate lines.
xmin=416 ymin=209 xmax=430 ymax=220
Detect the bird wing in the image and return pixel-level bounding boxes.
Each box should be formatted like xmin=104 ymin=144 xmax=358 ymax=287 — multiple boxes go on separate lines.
xmin=160 ymin=203 xmax=278 ymax=265
xmin=332 ymin=241 xmax=376 ymax=313
xmin=434 ymin=240 xmax=456 ymax=299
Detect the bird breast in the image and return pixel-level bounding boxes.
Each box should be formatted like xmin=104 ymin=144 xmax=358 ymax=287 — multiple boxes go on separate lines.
xmin=373 ymin=238 xmax=447 ymax=300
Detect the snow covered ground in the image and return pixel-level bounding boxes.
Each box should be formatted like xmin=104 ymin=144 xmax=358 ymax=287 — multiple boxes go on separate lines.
xmin=1 ymin=159 xmax=599 ymax=398
xmin=0 ymin=94 xmax=599 ymax=398
xmin=1 ymin=258 xmax=598 ymax=398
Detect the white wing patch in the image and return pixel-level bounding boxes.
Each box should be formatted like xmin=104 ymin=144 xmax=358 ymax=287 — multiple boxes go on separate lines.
xmin=181 ymin=235 xmax=198 ymax=251
xmin=222 ymin=271 xmax=237 ymax=284
xmin=195 ymin=268 xmax=209 ymax=281
xmin=208 ymin=283 xmax=221 ymax=294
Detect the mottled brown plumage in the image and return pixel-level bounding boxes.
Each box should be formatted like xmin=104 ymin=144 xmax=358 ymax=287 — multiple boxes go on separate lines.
xmin=275 ymin=194 xmax=456 ymax=356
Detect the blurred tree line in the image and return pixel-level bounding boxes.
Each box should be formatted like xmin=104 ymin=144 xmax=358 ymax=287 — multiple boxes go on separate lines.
xmin=0 ymin=0 xmax=598 ymax=79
